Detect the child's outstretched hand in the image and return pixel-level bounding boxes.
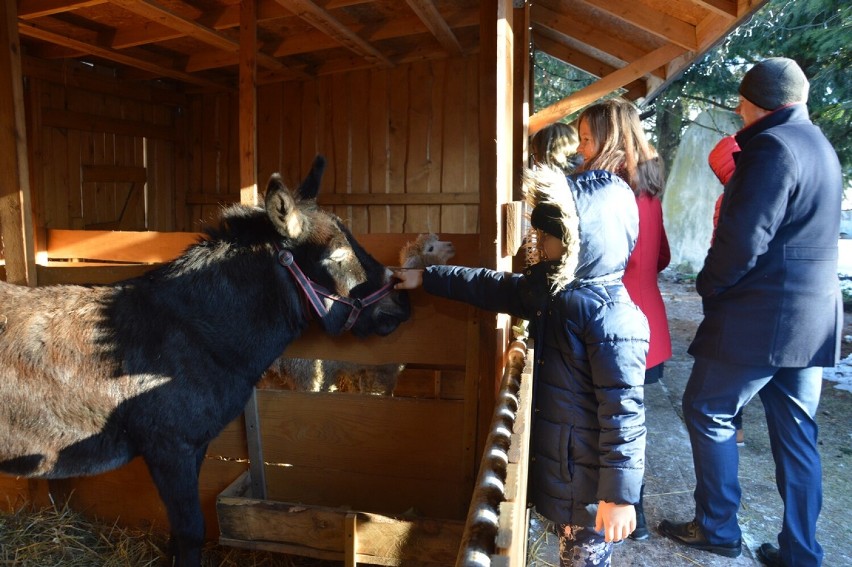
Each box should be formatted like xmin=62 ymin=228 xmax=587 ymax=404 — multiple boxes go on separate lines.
xmin=595 ymin=501 xmax=636 ymax=542
xmin=392 ymin=268 xmax=424 ymax=290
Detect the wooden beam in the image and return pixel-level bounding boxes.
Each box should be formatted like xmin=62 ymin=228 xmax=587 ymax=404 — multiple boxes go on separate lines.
xmin=689 ymin=0 xmax=739 ymax=19
xmin=0 ymin=0 xmax=36 ymax=285
xmin=106 ymin=0 xmax=294 ymax=75
xmin=41 ymin=107 xmax=175 ymax=140
xmin=532 ymin=31 xmax=617 ymax=80
xmin=17 ymin=21 xmax=228 ymax=89
xmin=529 ymin=43 xmax=686 ymax=135
xmin=318 ymin=193 xmax=479 ymax=206
xmin=23 ymin=56 xmax=186 ymax=106
xmin=108 ymin=0 xmax=240 ymax=53
xmin=17 ymin=0 xmax=107 ymax=19
xmin=239 ymin=0 xmax=258 ymax=206
xmin=531 ymin=5 xmax=666 ymax=79
xmin=575 ymin=0 xmax=698 ymax=51
xmin=404 ymin=0 xmax=462 ymax=55
xmin=190 ymin=4 xmax=478 ymax=64
xmin=513 ymin=1 xmax=530 ymax=201
xmin=273 ymin=0 xmax=393 ymax=68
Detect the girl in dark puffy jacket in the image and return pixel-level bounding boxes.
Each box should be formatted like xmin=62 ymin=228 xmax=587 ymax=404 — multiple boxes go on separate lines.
xmin=575 ymin=98 xmax=671 ymax=541
xmin=394 ymin=166 xmax=648 ymax=567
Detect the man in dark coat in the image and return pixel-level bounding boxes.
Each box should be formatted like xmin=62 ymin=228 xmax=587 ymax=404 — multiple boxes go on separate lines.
xmin=659 ymin=57 xmax=842 ymax=567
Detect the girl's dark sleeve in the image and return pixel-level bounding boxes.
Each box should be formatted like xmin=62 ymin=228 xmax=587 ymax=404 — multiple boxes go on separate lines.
xmin=421 ymin=265 xmax=541 ymax=321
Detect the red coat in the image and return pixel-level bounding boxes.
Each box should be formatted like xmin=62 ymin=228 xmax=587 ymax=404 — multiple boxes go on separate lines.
xmin=622 ymin=194 xmax=672 ymax=369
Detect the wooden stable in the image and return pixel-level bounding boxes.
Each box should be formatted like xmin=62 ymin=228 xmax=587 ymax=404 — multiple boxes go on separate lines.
xmin=0 ymin=1 xmax=766 ymax=564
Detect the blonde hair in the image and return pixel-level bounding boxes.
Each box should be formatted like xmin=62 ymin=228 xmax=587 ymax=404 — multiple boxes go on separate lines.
xmin=530 ymin=122 xmax=580 ymax=175
xmin=577 ymin=99 xmax=664 ymax=197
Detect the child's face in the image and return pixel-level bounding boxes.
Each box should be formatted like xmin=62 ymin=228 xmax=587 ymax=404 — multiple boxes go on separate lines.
xmin=577 ymin=118 xmax=599 ymax=162
xmin=539 ymin=231 xmax=565 ymax=261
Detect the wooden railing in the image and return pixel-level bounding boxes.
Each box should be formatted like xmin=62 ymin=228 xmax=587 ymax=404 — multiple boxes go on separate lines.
xmin=456 ymin=339 xmax=533 ymax=566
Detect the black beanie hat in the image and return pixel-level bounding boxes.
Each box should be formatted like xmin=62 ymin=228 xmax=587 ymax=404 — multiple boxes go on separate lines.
xmin=530 ymin=202 xmax=564 ymax=240
xmin=739 ymin=57 xmax=809 ymax=111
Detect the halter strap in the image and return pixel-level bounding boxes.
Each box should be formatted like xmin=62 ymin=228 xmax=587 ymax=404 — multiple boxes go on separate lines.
xmin=276 ymin=248 xmax=395 ymax=332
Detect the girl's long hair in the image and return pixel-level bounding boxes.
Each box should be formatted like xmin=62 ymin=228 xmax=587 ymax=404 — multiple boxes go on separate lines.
xmin=577 ymin=98 xmax=664 ymax=197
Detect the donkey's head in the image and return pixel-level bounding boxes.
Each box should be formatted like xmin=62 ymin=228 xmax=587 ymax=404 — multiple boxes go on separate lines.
xmin=265 ymin=156 xmax=410 ymax=337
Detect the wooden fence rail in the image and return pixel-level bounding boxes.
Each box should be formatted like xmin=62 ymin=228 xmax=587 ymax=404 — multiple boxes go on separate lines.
xmin=456 ymin=339 xmax=532 ymax=566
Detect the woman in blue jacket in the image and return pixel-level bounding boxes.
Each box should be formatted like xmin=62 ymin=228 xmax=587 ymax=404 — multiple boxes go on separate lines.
xmin=395 ymin=166 xmax=649 ymax=566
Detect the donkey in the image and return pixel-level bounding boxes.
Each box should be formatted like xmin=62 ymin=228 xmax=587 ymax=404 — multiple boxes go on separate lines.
xmin=0 ymin=156 xmax=410 ymax=566
xmin=263 ymin=233 xmax=456 ymax=395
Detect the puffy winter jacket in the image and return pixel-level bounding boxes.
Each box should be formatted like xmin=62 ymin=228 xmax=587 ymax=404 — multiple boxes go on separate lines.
xmin=422 ymin=169 xmax=648 ymax=527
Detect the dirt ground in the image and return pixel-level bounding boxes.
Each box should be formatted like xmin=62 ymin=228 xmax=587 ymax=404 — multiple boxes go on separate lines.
xmin=529 ymin=274 xmax=852 ymax=566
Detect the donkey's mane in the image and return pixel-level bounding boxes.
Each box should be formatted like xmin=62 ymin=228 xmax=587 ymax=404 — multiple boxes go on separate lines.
xmin=201 ymin=204 xmax=278 ymax=247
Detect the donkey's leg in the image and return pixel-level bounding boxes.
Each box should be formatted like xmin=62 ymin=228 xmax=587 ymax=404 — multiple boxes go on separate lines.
xmin=144 ymin=448 xmax=206 ymax=567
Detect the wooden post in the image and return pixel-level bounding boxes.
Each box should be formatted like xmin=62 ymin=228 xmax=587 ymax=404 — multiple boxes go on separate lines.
xmin=512 ymin=1 xmax=530 ymax=201
xmin=345 ymin=512 xmax=358 ymax=567
xmin=0 ymin=0 xmax=36 ymax=286
xmin=239 ymin=0 xmax=258 ymax=206
xmin=477 ymin=0 xmax=517 ymax=473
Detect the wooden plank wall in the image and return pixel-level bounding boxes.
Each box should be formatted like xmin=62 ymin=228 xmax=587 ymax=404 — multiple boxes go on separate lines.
xmin=187 ymin=55 xmax=481 ymax=236
xmin=22 ymin=54 xmax=481 ymax=242
xmin=23 ymin=58 xmax=184 ymax=237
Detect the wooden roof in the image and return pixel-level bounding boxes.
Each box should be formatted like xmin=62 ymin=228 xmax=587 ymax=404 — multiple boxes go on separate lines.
xmin=18 ymin=1 xmax=765 ymax=115
xmin=528 ymin=0 xmax=768 ymax=130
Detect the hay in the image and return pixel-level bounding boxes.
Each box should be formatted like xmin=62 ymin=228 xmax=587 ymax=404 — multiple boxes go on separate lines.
xmin=0 ymin=500 xmax=338 ymax=567
xmin=0 ymin=500 xmax=164 ymax=566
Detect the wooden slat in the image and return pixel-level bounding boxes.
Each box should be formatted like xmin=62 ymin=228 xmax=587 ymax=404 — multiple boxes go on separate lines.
xmin=405 ymin=0 xmax=462 ymax=55
xmin=283 ymin=294 xmax=469 ymax=366
xmin=218 ymin=474 xmax=464 ymax=565
xmin=529 ymin=43 xmax=686 ymax=134
xmin=81 ymin=164 xmax=147 ymax=183
xmin=109 ymin=0 xmax=239 ymax=54
xmin=35 ymin=263 xmax=155 ymax=285
xmin=55 ymin=455 xmax=246 ymax=539
xmin=17 ymin=1 xmax=107 ymax=19
xmin=576 ymin=0 xmax=697 ymax=50
xmin=42 ymin=107 xmax=175 ymax=140
xmin=243 ymin=389 xmax=267 ymax=499
xmin=690 ymin=0 xmax=739 ymax=19
xmin=17 ymin=21 xmax=227 ymax=90
xmin=44 ymin=228 xmax=201 ymax=263
xmin=531 ymin=5 xmax=663 ymax=77
xmin=23 ymin=56 xmax=186 ymax=106
xmin=239 ymin=0 xmax=258 ymax=206
xmin=0 ymin=0 xmax=36 ymax=286
xmin=257 ymin=390 xmax=465 ymax=481
xmin=0 ymin=475 xmax=31 ymax=510
xmin=274 ymin=0 xmax=393 ymax=68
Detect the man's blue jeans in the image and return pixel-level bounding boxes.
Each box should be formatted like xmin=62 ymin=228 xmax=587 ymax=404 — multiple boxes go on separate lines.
xmin=683 ymin=356 xmax=824 ymax=566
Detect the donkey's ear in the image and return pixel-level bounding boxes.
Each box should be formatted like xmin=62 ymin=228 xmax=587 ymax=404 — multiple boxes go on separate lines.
xmin=296 ymin=155 xmax=326 ymax=201
xmin=265 ymin=173 xmax=307 ymax=240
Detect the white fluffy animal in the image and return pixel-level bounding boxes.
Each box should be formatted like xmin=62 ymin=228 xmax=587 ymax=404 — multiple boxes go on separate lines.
xmin=263 ymin=233 xmax=456 ymax=394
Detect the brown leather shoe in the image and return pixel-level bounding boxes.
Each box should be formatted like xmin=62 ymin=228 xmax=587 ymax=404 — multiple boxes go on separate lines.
xmin=757 ymin=543 xmax=785 ymax=566
xmin=657 ymin=519 xmax=742 ymax=557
